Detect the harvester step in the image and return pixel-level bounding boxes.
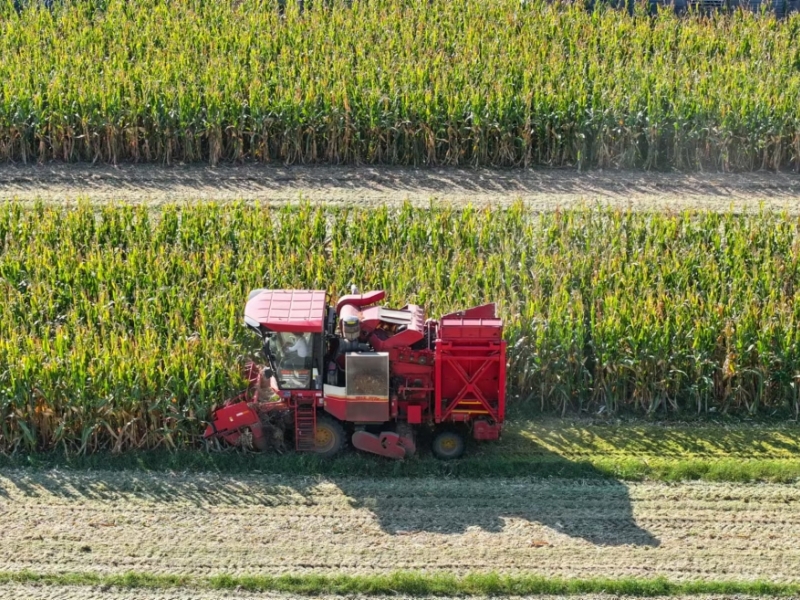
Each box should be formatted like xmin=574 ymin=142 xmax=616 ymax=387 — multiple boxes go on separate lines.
xmin=294 ymin=402 xmax=317 ymax=452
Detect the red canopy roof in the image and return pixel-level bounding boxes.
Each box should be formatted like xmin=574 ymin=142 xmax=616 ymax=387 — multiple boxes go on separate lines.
xmin=244 ymin=290 xmax=327 ymax=333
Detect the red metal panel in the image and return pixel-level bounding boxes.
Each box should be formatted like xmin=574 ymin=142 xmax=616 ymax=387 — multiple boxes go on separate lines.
xmin=245 ymin=290 xmax=327 ymax=333
xmin=435 ymin=343 xmax=444 ymax=422
xmin=204 ymin=401 xmax=260 ymax=437
xmin=336 ymin=290 xmax=386 ymax=314
xmin=440 ymin=352 xmax=502 ymax=421
xmin=433 ymin=302 xmax=505 ymax=425
xmin=324 ymin=394 xmax=390 ymax=423
xmin=351 ymin=430 xmax=412 ymax=459
xmin=407 ymin=404 xmax=422 ymax=424
xmin=473 ymin=420 xmax=501 ymax=440
xmin=434 ymin=341 xmax=505 ymax=425
xmin=441 ymin=303 xmax=497 ymax=320
xmin=439 ymin=318 xmax=503 ymax=342
xmin=498 ymin=340 xmax=507 ymax=423
xmin=370 ymin=305 xmax=426 ymax=349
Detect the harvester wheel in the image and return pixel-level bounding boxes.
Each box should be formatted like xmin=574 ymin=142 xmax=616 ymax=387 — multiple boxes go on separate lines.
xmin=432 ymin=430 xmax=465 ymax=460
xmin=314 ymin=415 xmax=346 ymax=458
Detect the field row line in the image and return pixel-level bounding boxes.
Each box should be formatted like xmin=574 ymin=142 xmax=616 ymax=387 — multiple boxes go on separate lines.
xmin=1 ymin=570 xmax=799 ymax=598
xmin=3 ymin=451 xmax=799 ymax=483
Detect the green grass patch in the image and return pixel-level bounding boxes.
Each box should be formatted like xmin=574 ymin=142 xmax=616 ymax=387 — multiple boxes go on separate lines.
xmin=2 ymin=419 xmax=798 ymax=483
xmin=502 ymin=417 xmax=800 ymax=460
xmin=2 ymin=446 xmax=798 ymax=484
xmin=2 ymin=569 xmax=799 ymax=597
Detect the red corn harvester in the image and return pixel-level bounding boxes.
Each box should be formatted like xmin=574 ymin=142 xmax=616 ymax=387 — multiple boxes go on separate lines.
xmin=204 ymin=289 xmax=506 ymax=459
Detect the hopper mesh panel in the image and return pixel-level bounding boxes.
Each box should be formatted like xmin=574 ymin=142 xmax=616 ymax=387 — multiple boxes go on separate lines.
xmin=346 ymin=353 xmax=389 ymax=398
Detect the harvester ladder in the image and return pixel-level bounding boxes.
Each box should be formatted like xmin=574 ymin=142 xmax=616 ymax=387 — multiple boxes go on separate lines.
xmin=294 ymin=400 xmax=317 ymax=452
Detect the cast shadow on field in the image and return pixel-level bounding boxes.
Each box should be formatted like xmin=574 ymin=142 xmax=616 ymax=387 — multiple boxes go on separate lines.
xmin=336 ymin=483 xmax=660 ymax=547
xmin=327 ymin=432 xmax=660 ymax=547
xmin=0 ymin=430 xmax=658 ymax=548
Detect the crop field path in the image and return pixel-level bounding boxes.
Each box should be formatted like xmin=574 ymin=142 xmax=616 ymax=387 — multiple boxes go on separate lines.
xmin=3 ymin=164 xmax=800 ymax=212
xmin=1 ymin=470 xmax=799 ymax=585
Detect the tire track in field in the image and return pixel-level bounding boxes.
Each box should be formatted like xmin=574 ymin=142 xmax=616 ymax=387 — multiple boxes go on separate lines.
xmin=2 ymin=164 xmax=800 ymax=211
xmin=0 ymin=471 xmax=799 ymax=582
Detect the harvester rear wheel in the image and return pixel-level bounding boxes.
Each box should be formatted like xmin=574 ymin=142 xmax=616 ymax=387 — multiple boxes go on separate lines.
xmin=432 ymin=430 xmax=465 ymax=460
xmin=314 ymin=415 xmax=345 ymax=458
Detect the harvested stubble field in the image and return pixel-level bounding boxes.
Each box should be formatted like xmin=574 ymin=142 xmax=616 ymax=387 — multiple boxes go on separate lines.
xmin=1 ymin=471 xmax=799 ymax=584
xmin=4 ymin=165 xmax=800 ymax=213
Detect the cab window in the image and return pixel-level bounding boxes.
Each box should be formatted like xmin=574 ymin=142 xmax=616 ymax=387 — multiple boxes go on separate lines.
xmin=268 ymin=332 xmax=314 ymax=389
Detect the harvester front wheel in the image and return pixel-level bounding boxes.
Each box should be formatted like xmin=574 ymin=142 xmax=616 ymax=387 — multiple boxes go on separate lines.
xmin=432 ymin=430 xmax=465 ymax=460
xmin=314 ymin=415 xmax=345 ymax=458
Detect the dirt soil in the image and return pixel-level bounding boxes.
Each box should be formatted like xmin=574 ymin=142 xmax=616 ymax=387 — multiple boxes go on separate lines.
xmin=1 ymin=470 xmax=799 ymax=583
xmin=3 ymin=164 xmax=800 ymax=211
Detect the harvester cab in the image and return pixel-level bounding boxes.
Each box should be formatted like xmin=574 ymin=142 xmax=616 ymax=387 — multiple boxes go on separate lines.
xmin=242 ymin=288 xmax=327 ymax=392
xmin=205 ymin=288 xmax=506 ymax=460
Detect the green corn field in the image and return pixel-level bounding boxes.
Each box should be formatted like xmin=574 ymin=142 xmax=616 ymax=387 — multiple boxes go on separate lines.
xmin=1 ymin=0 xmax=800 ymax=169
xmin=2 ymin=202 xmax=800 ymax=452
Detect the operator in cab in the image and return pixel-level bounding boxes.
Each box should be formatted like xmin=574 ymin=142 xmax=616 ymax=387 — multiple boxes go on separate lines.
xmin=285 ymin=335 xmax=308 ymax=362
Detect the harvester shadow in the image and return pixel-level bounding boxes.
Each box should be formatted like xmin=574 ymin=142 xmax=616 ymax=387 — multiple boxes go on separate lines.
xmin=0 ymin=435 xmax=659 ymax=548
xmin=328 ymin=442 xmax=659 ymax=547
xmin=0 ymin=468 xmax=658 ymax=548
xmin=336 ymin=482 xmax=659 ymax=547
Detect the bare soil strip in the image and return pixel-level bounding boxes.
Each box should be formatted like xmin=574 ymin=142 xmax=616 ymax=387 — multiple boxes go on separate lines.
xmin=1 ymin=471 xmax=799 ymax=583
xmin=0 ymin=585 xmax=287 ymax=600
xmin=2 ymin=164 xmax=800 ymax=211
xmin=0 ymin=588 xmax=767 ymax=600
